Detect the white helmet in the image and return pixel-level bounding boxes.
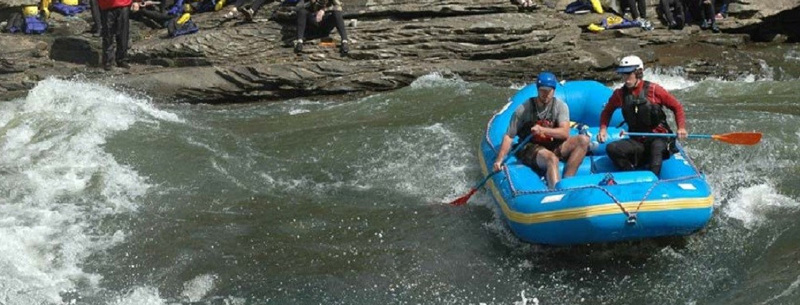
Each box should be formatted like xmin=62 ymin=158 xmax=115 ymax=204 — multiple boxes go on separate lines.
xmin=616 ymin=55 xmax=644 ymax=74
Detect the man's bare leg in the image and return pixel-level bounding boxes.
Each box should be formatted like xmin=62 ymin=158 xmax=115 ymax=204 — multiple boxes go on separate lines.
xmin=559 ymin=135 xmax=590 ymax=177
xmin=536 ymin=149 xmax=561 ymax=189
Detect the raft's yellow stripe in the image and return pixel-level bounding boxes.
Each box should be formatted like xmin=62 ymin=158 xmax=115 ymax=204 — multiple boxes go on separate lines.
xmin=478 ymin=146 xmax=714 ymax=225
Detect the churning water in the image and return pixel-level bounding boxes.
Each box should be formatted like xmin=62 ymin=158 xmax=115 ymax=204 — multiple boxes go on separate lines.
xmin=1 ymin=55 xmax=800 ymax=304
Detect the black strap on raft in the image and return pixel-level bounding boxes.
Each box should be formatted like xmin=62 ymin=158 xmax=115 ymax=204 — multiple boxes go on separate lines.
xmin=597 ymin=172 xmax=659 ymax=225
xmin=593 ymin=181 xmax=635 ymax=224
xmin=600 ymin=177 xmax=663 ymax=225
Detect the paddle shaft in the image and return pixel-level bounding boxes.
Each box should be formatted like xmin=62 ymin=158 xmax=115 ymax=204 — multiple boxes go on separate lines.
xmin=624 ymin=132 xmax=707 ymax=139
xmin=623 ymin=131 xmax=762 ymax=145
xmin=473 ymin=134 xmax=533 ymax=189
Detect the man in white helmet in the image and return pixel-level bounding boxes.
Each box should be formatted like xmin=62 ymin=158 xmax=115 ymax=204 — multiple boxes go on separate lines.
xmin=597 ymin=55 xmax=688 ymax=176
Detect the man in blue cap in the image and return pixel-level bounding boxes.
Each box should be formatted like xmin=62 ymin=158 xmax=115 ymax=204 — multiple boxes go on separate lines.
xmin=493 ymin=72 xmax=590 ymax=189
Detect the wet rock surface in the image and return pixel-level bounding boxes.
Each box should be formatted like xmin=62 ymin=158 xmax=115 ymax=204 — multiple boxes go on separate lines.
xmin=1 ymin=0 xmax=799 ymax=103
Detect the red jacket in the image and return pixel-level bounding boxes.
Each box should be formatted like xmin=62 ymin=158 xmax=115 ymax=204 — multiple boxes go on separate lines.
xmin=98 ymin=0 xmax=132 ymax=10
xmin=600 ymin=80 xmax=686 ymax=131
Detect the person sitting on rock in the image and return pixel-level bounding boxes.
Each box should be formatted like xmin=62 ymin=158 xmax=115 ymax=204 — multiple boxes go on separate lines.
xmin=225 ymin=0 xmax=276 ymax=21
xmin=130 ymin=0 xmax=171 ymax=28
xmin=657 ymin=0 xmax=685 ymax=30
xmin=513 ymin=0 xmax=537 ymax=9
xmin=130 ymin=0 xmax=198 ymax=37
xmin=620 ymin=0 xmax=648 ymax=21
xmin=293 ymin=0 xmax=349 ymax=55
xmin=688 ymin=0 xmax=719 ymax=32
xmin=715 ymin=0 xmax=729 ymax=19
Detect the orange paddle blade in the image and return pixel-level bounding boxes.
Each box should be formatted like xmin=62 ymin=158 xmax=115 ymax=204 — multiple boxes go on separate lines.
xmin=712 ymin=132 xmax=762 ymax=145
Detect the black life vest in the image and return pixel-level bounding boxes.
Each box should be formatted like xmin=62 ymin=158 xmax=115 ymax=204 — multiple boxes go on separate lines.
xmin=620 ymin=81 xmax=670 ymax=133
xmin=518 ymin=98 xmax=563 ymax=147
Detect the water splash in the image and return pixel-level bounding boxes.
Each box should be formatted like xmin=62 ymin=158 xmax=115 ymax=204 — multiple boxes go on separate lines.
xmin=723 ymin=184 xmax=800 ymax=229
xmin=181 ymin=274 xmax=217 ymax=302
xmin=0 ymin=78 xmax=179 ymax=304
xmin=356 ymin=123 xmax=474 ymax=202
xmin=110 ymin=287 xmax=166 ymax=305
xmin=410 ymin=72 xmax=475 ymax=95
xmin=642 ymin=67 xmax=700 ymax=90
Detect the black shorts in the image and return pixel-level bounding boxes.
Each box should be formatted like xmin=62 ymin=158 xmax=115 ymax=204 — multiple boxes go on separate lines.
xmin=515 ymin=141 xmax=563 ymax=173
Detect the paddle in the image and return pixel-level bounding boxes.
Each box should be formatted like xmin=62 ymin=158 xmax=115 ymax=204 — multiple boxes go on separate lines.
xmin=449 ymin=135 xmax=533 ymax=206
xmin=622 ymin=131 xmax=762 ymax=145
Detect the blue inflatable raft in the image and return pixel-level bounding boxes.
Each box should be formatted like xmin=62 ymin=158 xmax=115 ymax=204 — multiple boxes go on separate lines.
xmin=480 ymin=80 xmax=713 ymax=245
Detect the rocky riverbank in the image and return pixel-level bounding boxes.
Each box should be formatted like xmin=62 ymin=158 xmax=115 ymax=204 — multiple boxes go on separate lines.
xmin=1 ymin=0 xmax=800 ymax=103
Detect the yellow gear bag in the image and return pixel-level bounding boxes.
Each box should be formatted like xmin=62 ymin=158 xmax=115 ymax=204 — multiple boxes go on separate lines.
xmin=587 ymin=23 xmax=604 ymax=32
xmin=605 ymin=16 xmax=624 ymax=27
xmin=177 ymin=13 xmax=191 ymax=25
xmin=23 ymin=5 xmax=40 ymax=16
xmin=215 ymin=0 xmax=226 ymax=11
xmin=590 ymin=0 xmax=603 ymax=13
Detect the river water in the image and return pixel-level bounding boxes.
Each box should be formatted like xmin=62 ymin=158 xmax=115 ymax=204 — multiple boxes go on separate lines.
xmin=1 ymin=50 xmax=800 ymax=304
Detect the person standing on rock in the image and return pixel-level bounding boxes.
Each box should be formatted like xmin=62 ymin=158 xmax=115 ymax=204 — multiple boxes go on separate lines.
xmin=293 ymin=0 xmax=350 ymax=55
xmin=493 ymin=72 xmax=590 ymax=189
xmin=88 ymin=0 xmax=103 ymax=36
xmin=98 ymin=0 xmax=132 ymax=70
xmin=597 ymin=55 xmax=688 ymax=177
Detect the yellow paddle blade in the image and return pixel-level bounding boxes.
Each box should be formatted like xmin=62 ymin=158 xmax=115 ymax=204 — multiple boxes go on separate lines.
xmin=712 ymin=132 xmax=762 ymax=145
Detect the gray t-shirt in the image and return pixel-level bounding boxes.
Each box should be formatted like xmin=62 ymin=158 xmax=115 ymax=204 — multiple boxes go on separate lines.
xmin=505 ymin=97 xmax=570 ymax=138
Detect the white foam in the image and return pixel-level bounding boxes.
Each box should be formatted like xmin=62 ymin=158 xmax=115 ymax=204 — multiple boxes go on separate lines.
xmin=513 ymin=290 xmax=540 ymax=305
xmin=609 ymin=67 xmax=699 ymax=91
xmin=110 ymin=287 xmax=166 ymax=305
xmin=410 ymin=72 xmax=474 ymax=95
xmin=784 ymin=49 xmax=800 ymax=62
xmin=609 ymin=64 xmax=777 ymax=93
xmin=356 ymin=123 xmax=475 ymax=202
xmin=757 ymin=59 xmax=775 ymax=81
xmin=254 ymin=121 xmax=474 ymax=202
xmin=0 ymin=78 xmax=179 ymax=304
xmin=279 ymin=100 xmax=332 ymax=116
xmin=508 ymin=82 xmax=527 ymax=90
xmin=723 ymin=184 xmax=800 ymax=229
xmin=181 ymin=274 xmax=217 ymax=302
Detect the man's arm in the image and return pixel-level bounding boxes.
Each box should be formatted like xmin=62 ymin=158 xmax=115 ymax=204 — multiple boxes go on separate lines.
xmin=493 ymin=135 xmax=514 ymax=172
xmin=531 ymin=100 xmax=569 ymax=140
xmin=653 ymin=84 xmax=687 ymax=138
xmin=598 ymin=91 xmax=622 ymax=142
xmin=532 ymin=119 xmax=570 ymax=140
xmin=653 ymin=84 xmax=685 ymax=130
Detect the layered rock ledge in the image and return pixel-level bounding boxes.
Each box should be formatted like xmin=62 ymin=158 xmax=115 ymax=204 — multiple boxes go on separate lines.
xmin=1 ymin=0 xmax=800 ymax=103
